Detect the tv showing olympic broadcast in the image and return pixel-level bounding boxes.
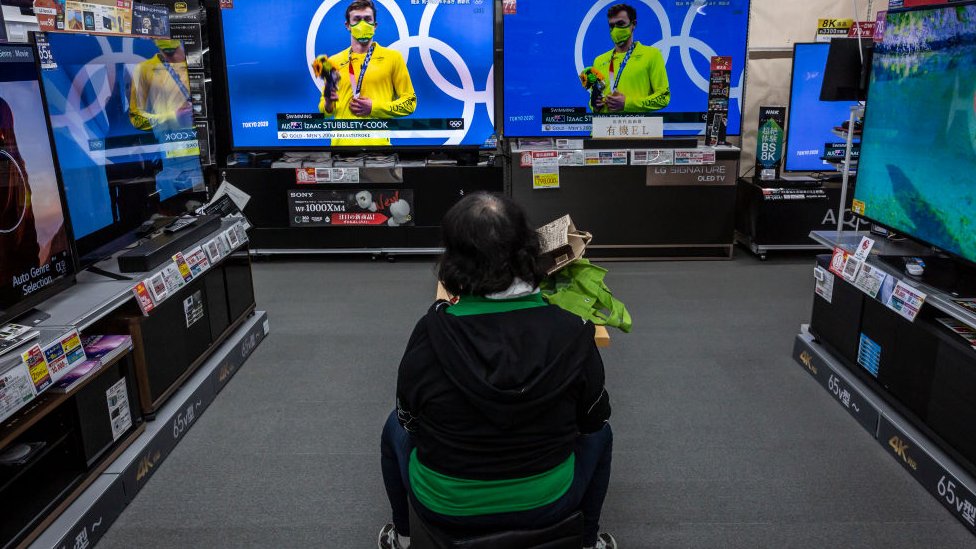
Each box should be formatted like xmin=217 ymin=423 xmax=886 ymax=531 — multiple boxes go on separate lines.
xmin=854 ymin=4 xmax=976 ymax=265
xmin=503 ymin=0 xmax=750 ymax=137
xmin=221 ymin=0 xmax=496 ymax=148
xmin=38 ymin=32 xmax=205 ymax=260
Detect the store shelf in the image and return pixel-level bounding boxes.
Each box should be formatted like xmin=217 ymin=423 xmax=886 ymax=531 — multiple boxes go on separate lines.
xmin=811 ymin=230 xmax=976 ymax=328
xmin=28 ymin=311 xmax=270 ymax=549
xmin=793 ymin=328 xmax=976 ymax=536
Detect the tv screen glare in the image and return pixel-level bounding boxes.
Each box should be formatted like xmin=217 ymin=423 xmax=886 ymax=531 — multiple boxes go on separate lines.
xmin=784 ymin=43 xmax=860 ymax=172
xmin=37 ymin=33 xmax=205 ymax=261
xmin=221 ymin=0 xmax=496 ymax=148
xmin=0 ymin=44 xmax=75 ymax=324
xmin=854 ymin=4 xmax=976 ymax=264
xmin=502 ymin=0 xmax=751 ymax=137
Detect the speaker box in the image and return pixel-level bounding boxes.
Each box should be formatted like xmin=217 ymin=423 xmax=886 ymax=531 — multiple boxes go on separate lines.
xmin=809 ymin=255 xmax=864 ymax=365
xmin=128 ymin=271 xmax=216 ymax=413
xmin=860 ymin=297 xmax=938 ymax=419
xmin=71 ymin=358 xmax=140 ymax=466
xmin=224 ymin=251 xmax=256 ymax=322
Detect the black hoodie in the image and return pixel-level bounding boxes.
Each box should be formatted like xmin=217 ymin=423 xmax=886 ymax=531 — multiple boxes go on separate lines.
xmin=396 ymin=300 xmax=611 ymax=481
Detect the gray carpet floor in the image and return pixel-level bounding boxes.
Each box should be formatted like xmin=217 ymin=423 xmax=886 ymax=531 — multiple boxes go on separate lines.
xmin=96 ymin=253 xmax=974 ymax=548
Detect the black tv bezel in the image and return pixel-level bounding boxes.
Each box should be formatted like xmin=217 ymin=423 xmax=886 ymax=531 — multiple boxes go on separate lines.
xmin=498 ymin=0 xmax=753 ymax=139
xmin=852 ymin=1 xmax=976 ymax=270
xmin=215 ymin=1 xmax=499 ymax=153
xmin=0 ymin=40 xmax=78 ymax=326
xmin=33 ymin=31 xmax=204 ymax=268
xmin=782 ymin=41 xmax=861 ymax=174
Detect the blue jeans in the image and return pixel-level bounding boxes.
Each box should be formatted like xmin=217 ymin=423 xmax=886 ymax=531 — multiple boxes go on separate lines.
xmin=380 ymin=410 xmax=613 ymax=546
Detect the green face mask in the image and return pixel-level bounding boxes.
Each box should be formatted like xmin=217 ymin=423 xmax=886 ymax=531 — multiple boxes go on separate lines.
xmin=350 ymin=20 xmax=376 ymax=44
xmin=610 ymin=25 xmax=632 ymax=46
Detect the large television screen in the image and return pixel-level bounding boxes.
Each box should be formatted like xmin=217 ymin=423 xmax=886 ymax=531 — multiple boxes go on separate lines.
xmin=221 ymin=0 xmax=496 ymax=148
xmin=0 ymin=44 xmax=75 ymax=324
xmin=37 ymin=33 xmax=204 ymax=261
xmin=503 ymin=0 xmax=751 ymax=137
xmin=854 ymin=4 xmax=976 ymax=264
xmin=784 ymin=43 xmax=860 ymax=172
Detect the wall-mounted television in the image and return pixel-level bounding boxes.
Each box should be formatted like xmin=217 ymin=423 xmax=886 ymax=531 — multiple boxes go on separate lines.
xmin=37 ymin=32 xmax=205 ymax=264
xmin=221 ymin=0 xmax=496 ymax=149
xmin=502 ymin=0 xmax=751 ymax=137
xmin=784 ymin=42 xmax=860 ymax=173
xmin=854 ymin=3 xmax=976 ymax=265
xmin=0 ymin=43 xmax=75 ymax=325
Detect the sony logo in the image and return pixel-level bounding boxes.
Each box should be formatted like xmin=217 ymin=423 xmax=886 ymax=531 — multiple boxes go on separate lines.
xmin=291 ymin=192 xmax=314 ymax=198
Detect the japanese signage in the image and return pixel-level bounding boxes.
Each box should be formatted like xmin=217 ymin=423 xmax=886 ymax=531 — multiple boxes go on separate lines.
xmin=878 ymin=416 xmax=976 ymax=535
xmin=706 ymin=56 xmax=732 ymax=146
xmin=756 ymin=106 xmax=786 ymax=181
xmin=591 ymin=115 xmax=663 ymax=139
xmin=531 ymin=151 xmax=560 ymax=190
xmin=793 ymin=336 xmax=881 ymax=435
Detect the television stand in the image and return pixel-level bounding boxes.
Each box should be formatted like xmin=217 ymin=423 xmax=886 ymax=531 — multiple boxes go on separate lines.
xmin=85 ymin=265 xmax=134 ymax=282
xmin=878 ymin=254 xmax=976 ymax=298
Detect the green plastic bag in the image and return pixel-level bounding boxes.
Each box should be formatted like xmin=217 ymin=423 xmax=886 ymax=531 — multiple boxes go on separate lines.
xmin=540 ymin=259 xmax=632 ymax=333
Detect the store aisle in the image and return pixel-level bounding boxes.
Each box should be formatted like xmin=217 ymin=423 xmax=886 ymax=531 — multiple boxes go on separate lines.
xmin=96 ymin=254 xmax=973 ymax=548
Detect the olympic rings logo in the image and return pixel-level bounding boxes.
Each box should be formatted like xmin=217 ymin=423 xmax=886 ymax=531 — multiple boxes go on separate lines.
xmin=306 ymin=0 xmax=493 ymax=145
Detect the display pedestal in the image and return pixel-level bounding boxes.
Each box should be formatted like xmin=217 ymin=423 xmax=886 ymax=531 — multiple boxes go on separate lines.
xmin=734 ymin=178 xmax=866 ymax=259
xmin=226 ymin=166 xmax=504 ymax=254
xmin=511 ymin=143 xmax=740 ymax=260
xmin=797 ymin=230 xmax=976 ymax=536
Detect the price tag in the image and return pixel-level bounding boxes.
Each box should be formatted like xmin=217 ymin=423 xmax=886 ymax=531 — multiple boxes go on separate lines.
xmin=531 ymin=151 xmax=560 ymax=190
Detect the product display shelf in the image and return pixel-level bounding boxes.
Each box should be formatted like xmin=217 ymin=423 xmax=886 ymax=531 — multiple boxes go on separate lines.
xmin=0 ymin=336 xmax=144 ymax=548
xmin=810 ymin=230 xmax=976 ymax=327
xmin=28 ymin=312 xmax=270 ymax=549
xmin=510 ymin=141 xmax=740 ymax=260
xmin=0 ymin=348 xmax=132 ymax=451
xmin=793 ymin=328 xmax=976 ymax=537
xmin=734 ymin=180 xmax=847 ymax=260
xmin=35 ymin=218 xmax=249 ymax=333
xmin=224 ymin=166 xmax=504 ymax=254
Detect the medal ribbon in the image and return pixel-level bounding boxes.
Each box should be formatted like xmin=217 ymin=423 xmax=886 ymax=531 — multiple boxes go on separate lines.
xmin=610 ymin=42 xmax=636 ymax=93
xmin=159 ymin=55 xmax=192 ymax=101
xmin=348 ymin=43 xmax=376 ymax=98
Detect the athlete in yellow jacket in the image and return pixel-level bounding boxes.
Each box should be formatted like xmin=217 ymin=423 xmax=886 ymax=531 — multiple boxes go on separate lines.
xmin=316 ymin=0 xmax=417 ymax=146
xmin=590 ymin=4 xmax=670 ymax=113
xmin=129 ymin=39 xmax=194 ymax=133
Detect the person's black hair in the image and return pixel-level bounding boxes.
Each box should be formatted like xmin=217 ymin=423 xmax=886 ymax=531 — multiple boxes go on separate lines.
xmin=607 ymin=3 xmax=637 ymax=23
xmin=345 ymin=0 xmax=377 ymax=23
xmin=438 ymin=192 xmax=545 ymax=296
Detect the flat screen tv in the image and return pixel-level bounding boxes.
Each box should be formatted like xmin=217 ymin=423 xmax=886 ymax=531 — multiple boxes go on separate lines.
xmin=853 ymin=3 xmax=976 ymax=265
xmin=0 ymin=43 xmax=75 ymax=325
xmin=36 ymin=32 xmax=205 ymax=264
xmin=502 ymin=0 xmax=751 ymax=137
xmin=784 ymin=43 xmax=860 ymax=173
xmin=220 ymin=0 xmax=496 ymax=149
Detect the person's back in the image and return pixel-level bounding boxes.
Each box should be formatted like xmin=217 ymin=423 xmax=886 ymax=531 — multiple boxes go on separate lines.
xmin=379 ymin=192 xmax=616 ymax=549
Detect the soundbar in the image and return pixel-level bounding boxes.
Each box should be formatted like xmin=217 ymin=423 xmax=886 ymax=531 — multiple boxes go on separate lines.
xmin=117 ymin=215 xmax=223 ymax=273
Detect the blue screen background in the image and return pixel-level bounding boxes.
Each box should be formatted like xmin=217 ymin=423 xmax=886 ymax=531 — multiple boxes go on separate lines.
xmin=222 ymin=0 xmax=496 ymax=148
xmin=784 ymin=43 xmax=859 ymax=172
xmin=40 ymin=33 xmax=202 ymax=240
xmin=502 ymin=0 xmax=750 ymax=137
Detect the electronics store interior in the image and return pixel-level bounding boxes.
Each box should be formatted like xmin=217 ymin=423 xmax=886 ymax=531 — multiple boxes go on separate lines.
xmin=0 ymin=0 xmax=975 ymax=548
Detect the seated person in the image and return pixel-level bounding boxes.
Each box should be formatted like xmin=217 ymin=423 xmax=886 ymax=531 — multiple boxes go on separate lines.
xmin=379 ymin=192 xmax=615 ymax=549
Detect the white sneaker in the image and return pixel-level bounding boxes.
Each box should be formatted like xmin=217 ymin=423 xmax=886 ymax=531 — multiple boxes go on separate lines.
xmin=378 ymin=523 xmax=408 ymax=549
xmin=588 ymin=532 xmax=617 ymax=549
